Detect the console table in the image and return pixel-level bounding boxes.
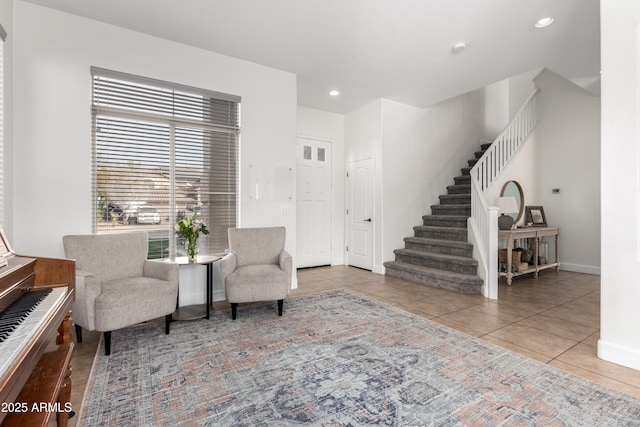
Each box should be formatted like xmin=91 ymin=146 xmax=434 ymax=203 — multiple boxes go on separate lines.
xmin=498 ymin=227 xmax=560 ymax=285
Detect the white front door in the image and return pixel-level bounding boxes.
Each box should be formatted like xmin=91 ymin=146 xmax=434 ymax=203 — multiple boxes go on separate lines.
xmin=296 ymin=138 xmax=332 ymax=268
xmin=347 ymin=158 xmax=374 ymax=270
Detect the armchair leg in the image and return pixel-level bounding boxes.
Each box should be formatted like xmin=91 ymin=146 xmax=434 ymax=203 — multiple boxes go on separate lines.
xmin=278 ymin=299 xmax=284 ymax=316
xmin=231 ymin=303 xmax=238 ymax=320
xmin=75 ymin=324 xmax=83 ymax=343
xmin=104 ymin=331 xmax=112 ymax=356
xmin=165 ymin=314 xmax=172 ymax=334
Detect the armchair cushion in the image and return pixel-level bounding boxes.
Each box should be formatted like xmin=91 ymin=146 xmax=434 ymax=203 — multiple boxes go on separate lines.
xmin=95 ymin=276 xmax=177 ymax=331
xmin=225 ymin=264 xmax=290 ymax=303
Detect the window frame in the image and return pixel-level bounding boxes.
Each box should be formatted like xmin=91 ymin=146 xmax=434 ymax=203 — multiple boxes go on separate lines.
xmin=90 ymin=68 xmax=240 ymax=258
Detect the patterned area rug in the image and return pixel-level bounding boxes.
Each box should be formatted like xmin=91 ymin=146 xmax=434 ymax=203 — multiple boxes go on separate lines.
xmin=78 ymin=289 xmax=640 ymax=426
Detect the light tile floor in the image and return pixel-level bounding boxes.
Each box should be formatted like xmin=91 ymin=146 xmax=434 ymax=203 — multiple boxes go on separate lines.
xmin=65 ymin=266 xmax=640 ymax=425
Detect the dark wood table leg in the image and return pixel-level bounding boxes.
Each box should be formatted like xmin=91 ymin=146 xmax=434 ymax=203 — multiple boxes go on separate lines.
xmin=206 ymin=262 xmax=212 ymax=319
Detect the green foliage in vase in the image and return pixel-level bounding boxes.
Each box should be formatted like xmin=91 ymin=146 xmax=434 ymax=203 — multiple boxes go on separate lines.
xmin=175 ymin=213 xmax=209 ymax=259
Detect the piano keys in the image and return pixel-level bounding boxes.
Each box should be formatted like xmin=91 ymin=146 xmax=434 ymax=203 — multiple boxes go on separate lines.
xmin=0 ymin=226 xmax=75 ymax=427
xmin=0 ymin=288 xmax=67 ymax=375
xmin=0 ymin=289 xmax=52 ymax=343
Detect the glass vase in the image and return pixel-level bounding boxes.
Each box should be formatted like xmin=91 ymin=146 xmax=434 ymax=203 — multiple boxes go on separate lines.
xmin=539 ymin=237 xmax=549 ymax=264
xmin=187 ymin=237 xmax=199 ymax=263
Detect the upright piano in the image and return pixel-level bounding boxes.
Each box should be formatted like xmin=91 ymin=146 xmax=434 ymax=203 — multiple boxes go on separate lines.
xmin=0 ymin=226 xmax=75 ymax=427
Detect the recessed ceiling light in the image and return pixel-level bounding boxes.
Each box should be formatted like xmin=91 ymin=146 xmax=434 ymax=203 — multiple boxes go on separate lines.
xmin=329 ymin=90 xmax=340 ymax=96
xmin=535 ymin=17 xmax=554 ymax=28
xmin=452 ymin=42 xmax=467 ymax=54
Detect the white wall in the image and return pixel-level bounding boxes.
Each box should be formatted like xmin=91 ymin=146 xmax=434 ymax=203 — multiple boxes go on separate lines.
xmin=534 ymin=69 xmax=601 ymax=274
xmin=296 ymin=106 xmax=345 ymax=265
xmin=599 ymin=0 xmax=640 ymax=371
xmin=482 ymin=69 xmax=538 ymax=142
xmin=12 ymin=2 xmax=297 ymax=302
xmin=12 ymin=2 xmax=297 ymax=256
xmin=381 ymin=100 xmax=428 ymax=265
xmin=508 ymin=69 xmax=539 ymax=120
xmin=0 ymin=0 xmax=13 ymax=237
xmin=484 ymin=80 xmax=509 ymax=138
xmin=344 ymin=100 xmax=383 ymax=163
xmin=381 ymin=93 xmax=485 ymax=264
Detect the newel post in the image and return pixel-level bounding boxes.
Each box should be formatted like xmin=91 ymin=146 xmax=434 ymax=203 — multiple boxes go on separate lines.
xmin=487 ymin=206 xmax=499 ymax=300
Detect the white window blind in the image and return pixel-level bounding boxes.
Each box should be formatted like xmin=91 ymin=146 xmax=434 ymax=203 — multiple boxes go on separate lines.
xmin=91 ymin=68 xmax=240 ymax=258
xmin=0 ymin=24 xmax=6 ymax=227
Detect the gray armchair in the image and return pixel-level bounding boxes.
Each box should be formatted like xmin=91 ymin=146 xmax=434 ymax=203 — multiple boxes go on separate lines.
xmin=63 ymin=232 xmax=178 ymax=355
xmin=220 ymin=227 xmax=292 ymax=320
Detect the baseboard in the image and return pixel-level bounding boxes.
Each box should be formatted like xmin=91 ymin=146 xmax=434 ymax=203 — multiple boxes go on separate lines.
xmin=212 ymin=289 xmax=226 ymax=302
xmin=373 ymin=264 xmax=385 ymax=275
xmin=598 ymin=339 xmax=640 ymax=371
xmin=560 ymin=263 xmax=601 ymax=275
xmin=331 ymin=257 xmax=345 ymax=266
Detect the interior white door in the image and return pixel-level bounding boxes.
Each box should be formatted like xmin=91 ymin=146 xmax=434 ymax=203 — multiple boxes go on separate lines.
xmin=296 ymin=138 xmax=332 ymax=268
xmin=347 ymin=158 xmax=374 ymax=270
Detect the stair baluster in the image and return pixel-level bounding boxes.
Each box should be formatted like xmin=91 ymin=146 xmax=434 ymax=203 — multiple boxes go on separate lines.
xmin=469 ymin=89 xmax=539 ymax=298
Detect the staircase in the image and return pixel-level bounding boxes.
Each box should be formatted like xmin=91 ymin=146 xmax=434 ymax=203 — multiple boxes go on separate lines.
xmin=383 ymin=143 xmax=489 ymax=294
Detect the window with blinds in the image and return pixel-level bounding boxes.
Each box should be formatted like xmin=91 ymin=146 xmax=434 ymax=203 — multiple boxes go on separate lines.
xmin=91 ymin=68 xmax=240 ymax=258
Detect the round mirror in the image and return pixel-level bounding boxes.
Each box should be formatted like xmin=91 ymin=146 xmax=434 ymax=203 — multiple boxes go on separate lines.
xmin=500 ymin=181 xmax=524 ymax=223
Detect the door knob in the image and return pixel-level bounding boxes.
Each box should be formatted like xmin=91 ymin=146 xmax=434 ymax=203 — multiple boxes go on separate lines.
xmin=364 ymin=218 xmax=372 ymax=222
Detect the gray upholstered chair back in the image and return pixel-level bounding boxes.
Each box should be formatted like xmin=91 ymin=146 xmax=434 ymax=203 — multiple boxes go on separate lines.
xmin=63 ymin=232 xmax=149 ymax=283
xmin=228 ymin=227 xmax=286 ymax=266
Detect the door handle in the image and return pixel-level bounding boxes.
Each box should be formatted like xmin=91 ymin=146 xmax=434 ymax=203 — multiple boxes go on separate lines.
xmin=363 ymin=218 xmax=372 ymax=222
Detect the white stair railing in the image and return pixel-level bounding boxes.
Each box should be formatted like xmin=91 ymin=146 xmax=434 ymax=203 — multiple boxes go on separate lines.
xmin=469 ymin=89 xmax=539 ymax=298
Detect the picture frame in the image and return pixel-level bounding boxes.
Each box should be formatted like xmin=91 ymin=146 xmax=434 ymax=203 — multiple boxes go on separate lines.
xmin=525 ymin=206 xmax=547 ymax=227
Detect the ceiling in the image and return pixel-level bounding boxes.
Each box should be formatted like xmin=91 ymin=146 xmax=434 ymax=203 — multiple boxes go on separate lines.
xmin=23 ymin=0 xmax=601 ymax=114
